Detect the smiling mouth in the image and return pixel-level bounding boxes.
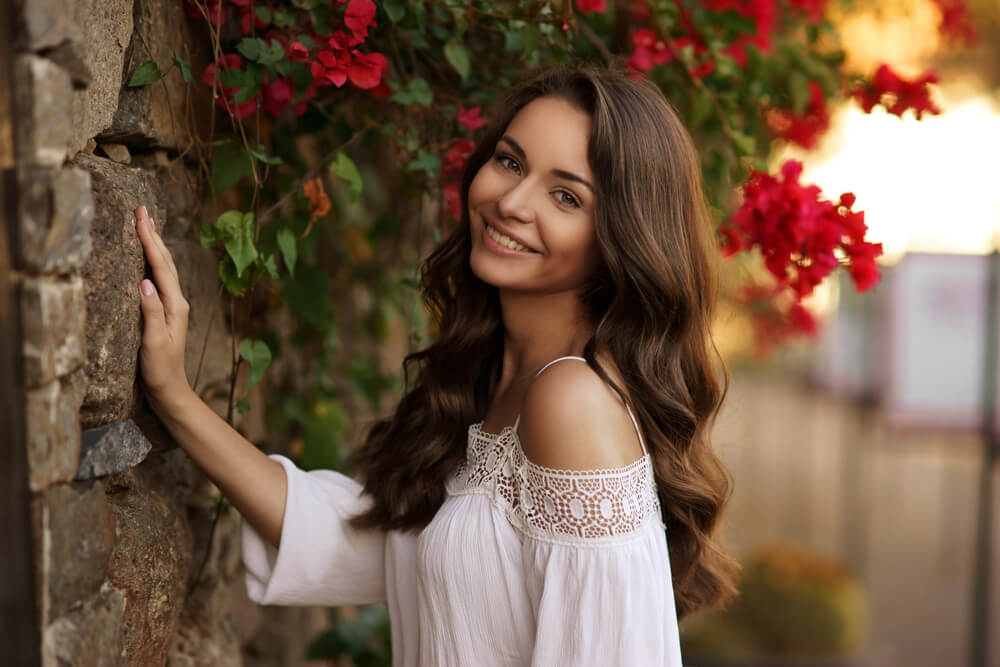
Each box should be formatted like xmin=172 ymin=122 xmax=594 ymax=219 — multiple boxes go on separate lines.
xmin=485 ymin=223 xmax=538 ymax=253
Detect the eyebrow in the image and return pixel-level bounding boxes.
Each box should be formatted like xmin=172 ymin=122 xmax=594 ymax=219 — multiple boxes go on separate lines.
xmin=498 ymin=135 xmax=594 ymax=193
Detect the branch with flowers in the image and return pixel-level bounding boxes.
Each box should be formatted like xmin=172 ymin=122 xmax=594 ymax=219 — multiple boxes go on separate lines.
xmin=152 ymin=0 xmax=980 ymax=459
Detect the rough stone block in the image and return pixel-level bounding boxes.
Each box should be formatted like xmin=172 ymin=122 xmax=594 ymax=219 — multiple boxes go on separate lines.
xmin=103 ymin=0 xmax=211 ymax=151
xmin=17 ymin=167 xmax=94 ymax=274
xmin=77 ymin=419 xmax=152 ymax=479
xmin=167 ymin=238 xmax=232 ymax=395
xmin=42 ymin=582 xmax=126 ymax=667
xmin=36 ymin=479 xmax=117 ymax=620
xmin=21 ymin=276 xmax=86 ymax=388
xmin=67 ymin=0 xmax=134 ymax=155
xmin=14 ymin=54 xmax=73 ymax=167
xmin=99 ymin=142 xmax=131 ymax=163
xmin=72 ymin=153 xmax=153 ymax=428
xmin=26 ymin=369 xmax=86 ymax=492
xmin=104 ymin=458 xmax=194 ymax=665
xmin=16 ymin=0 xmax=77 ymax=52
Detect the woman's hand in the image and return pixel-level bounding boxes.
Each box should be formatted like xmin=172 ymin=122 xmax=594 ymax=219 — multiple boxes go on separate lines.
xmin=135 ymin=205 xmax=192 ymax=411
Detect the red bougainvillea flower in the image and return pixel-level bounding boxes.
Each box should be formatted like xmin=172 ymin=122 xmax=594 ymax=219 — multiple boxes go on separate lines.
xmin=737 ymin=284 xmax=819 ymax=358
xmin=347 ymin=50 xmax=387 ymax=89
xmin=312 ymin=49 xmax=349 ymax=87
xmin=721 ymin=159 xmax=883 ymax=298
xmin=930 ymin=0 xmax=979 ymax=45
xmin=329 ymin=29 xmax=363 ymax=50
xmin=626 ymin=28 xmax=672 ymax=72
xmin=575 ymin=0 xmax=607 ymax=13
xmin=261 ymin=78 xmax=294 ymax=117
xmin=287 ymin=41 xmax=309 ymax=62
xmin=201 ymin=53 xmax=257 ymax=119
xmin=344 ymin=0 xmax=377 ymax=40
xmin=186 ymin=0 xmax=226 ymax=26
xmin=458 ymin=106 xmax=486 ymax=131
xmin=236 ymin=1 xmax=269 ymax=36
xmin=851 ymin=64 xmax=941 ymax=120
xmin=786 ymin=0 xmax=827 ymax=24
xmin=764 ymin=81 xmax=831 ymax=149
xmin=441 ymin=139 xmax=476 ymax=220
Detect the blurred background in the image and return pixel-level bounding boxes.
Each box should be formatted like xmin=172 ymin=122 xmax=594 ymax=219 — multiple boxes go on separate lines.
xmin=696 ymin=1 xmax=1000 ymax=664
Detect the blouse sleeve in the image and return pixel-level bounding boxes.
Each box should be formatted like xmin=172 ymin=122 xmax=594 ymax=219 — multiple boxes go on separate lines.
xmin=241 ymin=454 xmax=386 ymax=607
xmin=509 ymin=448 xmax=683 ymax=666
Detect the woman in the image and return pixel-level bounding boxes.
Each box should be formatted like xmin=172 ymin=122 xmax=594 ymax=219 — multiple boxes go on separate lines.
xmin=136 ymin=64 xmax=737 ymax=665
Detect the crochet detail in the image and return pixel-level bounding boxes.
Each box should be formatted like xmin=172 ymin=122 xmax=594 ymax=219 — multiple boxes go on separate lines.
xmin=446 ymin=422 xmax=663 ymax=545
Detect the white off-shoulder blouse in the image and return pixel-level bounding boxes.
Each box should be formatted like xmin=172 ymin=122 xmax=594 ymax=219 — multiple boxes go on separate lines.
xmin=241 ymin=356 xmax=683 ymax=666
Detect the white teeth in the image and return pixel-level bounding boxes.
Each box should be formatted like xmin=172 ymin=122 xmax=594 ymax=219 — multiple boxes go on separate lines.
xmin=486 ymin=224 xmax=532 ymax=252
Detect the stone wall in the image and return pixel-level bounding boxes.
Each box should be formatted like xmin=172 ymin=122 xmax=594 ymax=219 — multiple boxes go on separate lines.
xmin=12 ymin=1 xmax=324 ymax=664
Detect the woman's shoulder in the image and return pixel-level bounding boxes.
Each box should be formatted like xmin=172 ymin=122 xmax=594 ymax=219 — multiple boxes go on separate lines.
xmin=517 ymin=351 xmax=645 ymax=471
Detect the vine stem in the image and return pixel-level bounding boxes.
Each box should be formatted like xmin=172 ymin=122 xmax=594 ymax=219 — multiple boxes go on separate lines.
xmin=257 ymin=121 xmax=376 ymax=226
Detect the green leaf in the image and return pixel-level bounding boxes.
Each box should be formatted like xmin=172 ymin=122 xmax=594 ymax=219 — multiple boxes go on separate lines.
xmin=730 ymin=130 xmax=757 ymax=156
xmin=239 ymin=338 xmax=272 ymax=390
xmin=390 ymin=77 xmax=433 ymax=106
xmin=263 ymin=254 xmax=279 ymax=279
xmin=277 ymin=228 xmax=297 ymax=277
xmin=283 ymin=264 xmax=333 ymax=329
xmin=330 ymin=152 xmax=363 ymax=203
xmin=255 ymin=6 xmax=272 ymax=23
xmin=789 ymin=70 xmax=810 ymax=115
xmin=218 ymin=255 xmax=254 ymax=295
xmin=407 ymin=151 xmax=440 ymax=179
xmin=250 ymin=146 xmax=283 ymax=165
xmin=172 ymin=54 xmax=193 ymax=83
xmin=383 ymin=0 xmax=406 ymax=22
xmin=443 ymin=42 xmax=470 ymax=81
xmin=211 ymin=142 xmax=254 ymax=191
xmin=214 ymin=210 xmax=258 ymax=276
xmin=237 ymin=37 xmax=267 ymax=62
xmin=520 ymin=25 xmax=542 ymax=58
xmin=128 ymin=60 xmax=164 ymax=87
xmin=237 ymin=398 xmax=252 ymax=414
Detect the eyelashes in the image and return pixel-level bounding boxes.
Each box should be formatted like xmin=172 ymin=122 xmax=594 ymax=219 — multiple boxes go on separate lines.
xmin=493 ymin=153 xmax=583 ymax=209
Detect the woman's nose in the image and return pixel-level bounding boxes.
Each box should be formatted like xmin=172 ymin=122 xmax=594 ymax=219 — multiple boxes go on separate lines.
xmin=495 ymin=179 xmax=534 ymax=224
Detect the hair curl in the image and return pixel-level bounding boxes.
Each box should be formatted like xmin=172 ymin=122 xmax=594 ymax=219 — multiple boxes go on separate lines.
xmin=348 ymin=63 xmax=739 ymax=618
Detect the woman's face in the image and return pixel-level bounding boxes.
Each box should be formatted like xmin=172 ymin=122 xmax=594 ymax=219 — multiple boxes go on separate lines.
xmin=467 ymin=96 xmax=601 ymax=296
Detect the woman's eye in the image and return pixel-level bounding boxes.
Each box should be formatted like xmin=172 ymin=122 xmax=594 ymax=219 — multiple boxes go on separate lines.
xmin=555 ymin=190 xmax=581 ymax=208
xmin=496 ymin=154 xmax=521 ymax=174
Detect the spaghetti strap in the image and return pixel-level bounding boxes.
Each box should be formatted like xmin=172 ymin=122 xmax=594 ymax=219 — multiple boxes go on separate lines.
xmin=532 ymin=355 xmax=587 ymax=378
xmin=513 ymin=355 xmax=648 ymax=456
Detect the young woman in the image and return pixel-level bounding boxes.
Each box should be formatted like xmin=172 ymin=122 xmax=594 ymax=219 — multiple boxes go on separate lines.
xmin=135 ymin=64 xmax=737 ymax=665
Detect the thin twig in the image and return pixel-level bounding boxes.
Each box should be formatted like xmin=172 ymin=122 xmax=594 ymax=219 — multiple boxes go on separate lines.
xmin=257 ymin=121 xmax=376 ymax=225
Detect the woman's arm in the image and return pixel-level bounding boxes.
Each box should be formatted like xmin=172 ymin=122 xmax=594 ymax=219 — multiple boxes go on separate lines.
xmin=134 ymin=205 xmax=287 ymax=548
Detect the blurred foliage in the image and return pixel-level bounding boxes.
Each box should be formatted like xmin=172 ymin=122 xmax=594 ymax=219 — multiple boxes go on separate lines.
xmin=681 ymin=543 xmax=869 ymax=659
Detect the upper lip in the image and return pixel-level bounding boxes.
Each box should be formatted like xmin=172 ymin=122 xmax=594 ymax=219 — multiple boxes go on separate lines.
xmin=485 ymin=219 xmax=539 ymax=253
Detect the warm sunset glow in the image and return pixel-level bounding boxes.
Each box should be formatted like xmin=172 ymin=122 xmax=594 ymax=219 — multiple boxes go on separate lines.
xmin=772 ymin=87 xmax=1000 ymax=264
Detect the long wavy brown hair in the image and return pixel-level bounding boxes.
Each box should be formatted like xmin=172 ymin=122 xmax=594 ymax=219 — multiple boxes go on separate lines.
xmin=348 ymin=63 xmax=739 ymax=618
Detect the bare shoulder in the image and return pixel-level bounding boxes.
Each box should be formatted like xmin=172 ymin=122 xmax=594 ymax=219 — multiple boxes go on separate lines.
xmin=516 ymin=358 xmax=644 ymax=471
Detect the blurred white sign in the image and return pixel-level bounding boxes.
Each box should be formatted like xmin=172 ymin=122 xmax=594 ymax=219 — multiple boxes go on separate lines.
xmin=884 ymin=252 xmax=998 ymax=430
xmin=816 ymin=252 xmax=999 ymax=431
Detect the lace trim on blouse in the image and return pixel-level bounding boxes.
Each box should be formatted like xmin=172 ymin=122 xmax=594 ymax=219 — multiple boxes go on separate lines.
xmin=446 ymin=422 xmax=664 ymax=546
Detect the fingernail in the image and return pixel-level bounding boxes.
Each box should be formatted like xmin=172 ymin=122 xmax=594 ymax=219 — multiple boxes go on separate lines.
xmin=141 ymin=279 xmax=155 ymax=296
xmin=149 ymin=217 xmax=155 ymax=230
xmin=138 ymin=205 xmax=148 ymax=220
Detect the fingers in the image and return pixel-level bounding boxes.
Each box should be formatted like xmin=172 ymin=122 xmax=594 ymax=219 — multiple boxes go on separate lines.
xmin=134 ymin=206 xmax=189 ymax=324
xmin=138 ymin=278 xmax=168 ymax=348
